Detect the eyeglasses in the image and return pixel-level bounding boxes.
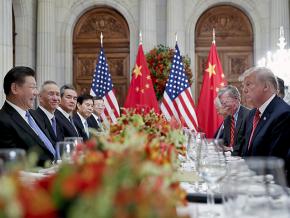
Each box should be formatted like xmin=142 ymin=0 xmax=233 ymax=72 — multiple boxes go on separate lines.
xmin=96 ymin=104 xmax=105 ymax=108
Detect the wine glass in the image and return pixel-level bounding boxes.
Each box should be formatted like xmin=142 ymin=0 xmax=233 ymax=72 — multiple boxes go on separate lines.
xmin=56 ymin=141 xmax=76 ymax=163
xmin=178 ymin=128 xmax=191 ymax=163
xmin=0 ymin=148 xmax=26 ymax=172
xmin=186 ymin=132 xmax=207 ymax=190
xmin=186 ymin=132 xmax=206 ymax=164
xmin=195 ymin=138 xmax=227 ymax=217
xmin=223 ymin=157 xmax=290 ymax=218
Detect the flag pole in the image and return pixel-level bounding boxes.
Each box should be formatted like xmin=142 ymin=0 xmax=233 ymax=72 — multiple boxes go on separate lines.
xmin=212 ymin=28 xmax=215 ymax=44
xmin=100 ymin=32 xmax=103 ymax=47
xmin=175 ymin=32 xmax=178 ymax=43
xmin=139 ymin=31 xmax=142 ymax=45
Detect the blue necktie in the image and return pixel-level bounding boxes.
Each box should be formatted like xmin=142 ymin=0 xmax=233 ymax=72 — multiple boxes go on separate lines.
xmin=84 ymin=120 xmax=89 ymax=138
xmin=26 ymin=111 xmax=55 ymax=158
xmin=51 ymin=116 xmax=57 ymax=136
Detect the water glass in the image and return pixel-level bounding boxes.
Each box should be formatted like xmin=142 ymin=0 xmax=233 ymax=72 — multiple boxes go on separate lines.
xmin=56 ymin=141 xmax=76 ymax=163
xmin=0 ymin=149 xmax=26 ymax=172
xmin=64 ymin=137 xmax=83 ymax=146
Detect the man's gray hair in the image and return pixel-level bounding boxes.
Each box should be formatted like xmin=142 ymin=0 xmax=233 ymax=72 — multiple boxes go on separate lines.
xmin=214 ymin=96 xmax=222 ymax=108
xmin=40 ymin=80 xmax=58 ymax=93
xmin=239 ymin=67 xmax=278 ymax=91
xmin=60 ymin=84 xmax=76 ymax=98
xmin=217 ymin=85 xmax=241 ymax=102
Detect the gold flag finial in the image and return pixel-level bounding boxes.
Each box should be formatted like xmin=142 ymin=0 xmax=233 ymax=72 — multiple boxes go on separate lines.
xmin=139 ymin=31 xmax=142 ymax=45
xmin=100 ymin=32 xmax=103 ymax=47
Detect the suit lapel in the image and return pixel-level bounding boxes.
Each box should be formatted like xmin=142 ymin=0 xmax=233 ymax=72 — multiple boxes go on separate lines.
xmin=36 ymin=107 xmax=57 ymax=141
xmin=73 ymin=114 xmax=88 ymax=140
xmin=251 ymin=97 xmax=277 ymax=143
xmin=234 ymin=107 xmax=244 ymax=139
xmin=55 ymin=109 xmax=79 ymax=137
xmin=3 ymin=103 xmax=53 ymax=155
xmin=4 ymin=103 xmax=39 ymax=140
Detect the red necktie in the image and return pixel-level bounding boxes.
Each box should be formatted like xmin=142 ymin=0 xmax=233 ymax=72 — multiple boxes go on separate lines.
xmin=247 ymin=109 xmax=261 ymax=150
xmin=229 ymin=116 xmax=235 ymax=147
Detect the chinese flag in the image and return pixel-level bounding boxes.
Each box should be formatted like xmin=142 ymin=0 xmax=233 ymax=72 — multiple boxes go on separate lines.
xmin=196 ymin=41 xmax=226 ymax=138
xmin=124 ymin=44 xmax=160 ymax=113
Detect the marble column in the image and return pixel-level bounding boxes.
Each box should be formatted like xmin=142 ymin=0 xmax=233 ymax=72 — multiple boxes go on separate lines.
xmin=270 ymin=0 xmax=290 ymax=50
xmin=36 ymin=0 xmax=56 ymax=86
xmin=167 ymin=0 xmax=185 ymax=53
xmin=139 ymin=0 xmax=157 ymax=52
xmin=14 ymin=0 xmax=37 ymax=68
xmin=0 ymin=0 xmax=13 ymax=104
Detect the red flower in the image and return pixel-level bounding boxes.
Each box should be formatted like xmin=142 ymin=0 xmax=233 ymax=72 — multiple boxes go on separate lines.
xmin=18 ymin=186 xmax=57 ymax=218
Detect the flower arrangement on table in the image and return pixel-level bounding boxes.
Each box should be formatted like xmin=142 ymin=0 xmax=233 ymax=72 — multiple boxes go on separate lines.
xmin=0 ymin=110 xmax=188 ymax=218
xmin=146 ymin=44 xmax=193 ymax=100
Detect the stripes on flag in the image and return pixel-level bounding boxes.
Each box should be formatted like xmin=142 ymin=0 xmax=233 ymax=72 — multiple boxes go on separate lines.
xmin=90 ymin=47 xmax=120 ymax=124
xmin=160 ymin=44 xmax=198 ymax=131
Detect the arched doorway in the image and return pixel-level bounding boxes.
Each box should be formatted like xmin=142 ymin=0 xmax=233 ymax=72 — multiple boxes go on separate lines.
xmin=195 ymin=5 xmax=253 ymax=105
xmin=73 ymin=7 xmax=130 ymax=106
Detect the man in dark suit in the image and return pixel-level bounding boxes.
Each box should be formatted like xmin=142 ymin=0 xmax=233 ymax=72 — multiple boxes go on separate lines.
xmin=240 ymin=67 xmax=290 ymax=182
xmin=30 ymin=81 xmax=63 ymax=145
xmin=218 ymin=85 xmax=250 ymax=156
xmin=73 ymin=94 xmax=94 ymax=141
xmin=87 ymin=97 xmax=105 ymax=131
xmin=0 ymin=66 xmax=55 ymax=165
xmin=55 ymin=84 xmax=79 ymax=140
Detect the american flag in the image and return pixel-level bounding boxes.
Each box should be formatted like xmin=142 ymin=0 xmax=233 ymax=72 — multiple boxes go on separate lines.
xmin=90 ymin=47 xmax=120 ymax=124
xmin=160 ymin=44 xmax=198 ymax=131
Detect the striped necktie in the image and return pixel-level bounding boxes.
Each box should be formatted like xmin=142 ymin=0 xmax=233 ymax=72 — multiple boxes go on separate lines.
xmin=229 ymin=116 xmax=235 ymax=147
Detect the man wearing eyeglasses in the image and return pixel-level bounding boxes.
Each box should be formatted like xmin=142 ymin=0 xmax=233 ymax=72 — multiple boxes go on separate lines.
xmin=87 ymin=97 xmax=105 ymax=132
xmin=218 ymin=85 xmax=250 ymax=156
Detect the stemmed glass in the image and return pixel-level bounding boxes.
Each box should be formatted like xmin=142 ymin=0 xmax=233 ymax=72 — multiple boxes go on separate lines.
xmin=223 ymin=157 xmax=290 ymax=218
xmin=195 ymin=138 xmax=227 ymax=217
xmin=187 ymin=132 xmax=206 ymax=163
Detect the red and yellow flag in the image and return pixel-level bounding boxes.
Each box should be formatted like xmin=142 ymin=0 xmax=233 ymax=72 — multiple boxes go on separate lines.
xmin=124 ymin=44 xmax=160 ymax=113
xmin=196 ymin=41 xmax=227 ymax=137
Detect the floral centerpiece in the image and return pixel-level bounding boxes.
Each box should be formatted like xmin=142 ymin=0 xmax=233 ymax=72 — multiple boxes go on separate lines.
xmin=0 ymin=110 xmax=188 ymax=218
xmin=146 ymin=44 xmax=193 ymax=100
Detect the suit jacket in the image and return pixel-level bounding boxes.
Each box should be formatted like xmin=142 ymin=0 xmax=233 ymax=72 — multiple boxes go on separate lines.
xmin=0 ymin=102 xmax=55 ymax=165
xmin=87 ymin=115 xmax=102 ymax=131
xmin=241 ymin=96 xmax=290 ymax=178
xmin=30 ymin=107 xmax=63 ymax=145
xmin=223 ymin=105 xmax=250 ymax=156
xmin=54 ymin=109 xmax=79 ymax=140
xmin=72 ymin=113 xmax=89 ymax=141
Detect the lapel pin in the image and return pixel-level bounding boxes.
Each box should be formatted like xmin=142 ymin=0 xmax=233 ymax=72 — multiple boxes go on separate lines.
xmin=263 ymin=117 xmax=266 ymax=121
